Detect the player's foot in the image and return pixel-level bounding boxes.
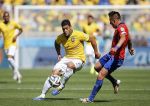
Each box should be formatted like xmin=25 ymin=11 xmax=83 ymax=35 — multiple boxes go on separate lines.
xmin=113 ymin=80 xmax=121 ymax=94
xmin=17 ymin=73 xmax=22 ymax=84
xmin=80 ymin=98 xmax=93 ymax=103
xmin=13 ymin=71 xmax=22 ymax=83
xmin=32 ymin=94 xmax=45 ymax=101
xmin=51 ymin=86 xmax=64 ymax=96
xmin=17 ymin=76 xmax=22 ymax=84
xmin=13 ymin=73 xmax=18 ymax=81
xmin=90 ymin=65 xmax=95 ymax=75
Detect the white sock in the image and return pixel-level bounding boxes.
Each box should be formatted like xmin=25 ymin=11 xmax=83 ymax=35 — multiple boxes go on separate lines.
xmin=8 ymin=58 xmax=21 ymax=78
xmin=60 ymin=67 xmax=73 ymax=88
xmin=8 ymin=58 xmax=16 ymax=70
xmin=41 ymin=77 xmax=52 ymax=94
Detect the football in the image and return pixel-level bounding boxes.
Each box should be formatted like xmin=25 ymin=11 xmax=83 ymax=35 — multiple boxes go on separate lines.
xmin=50 ymin=75 xmax=61 ymax=88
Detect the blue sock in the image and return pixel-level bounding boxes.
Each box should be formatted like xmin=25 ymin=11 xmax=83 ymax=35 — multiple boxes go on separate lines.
xmin=88 ymin=79 xmax=103 ymax=101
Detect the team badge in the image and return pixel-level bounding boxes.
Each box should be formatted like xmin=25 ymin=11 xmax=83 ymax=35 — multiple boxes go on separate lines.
xmin=120 ymin=27 xmax=125 ymax=32
xmin=71 ymin=37 xmax=75 ymax=42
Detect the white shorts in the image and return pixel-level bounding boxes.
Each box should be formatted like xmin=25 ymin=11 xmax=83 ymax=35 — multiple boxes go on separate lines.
xmin=53 ymin=57 xmax=84 ymax=75
xmin=85 ymin=44 xmax=94 ymax=56
xmin=4 ymin=46 xmax=16 ymax=56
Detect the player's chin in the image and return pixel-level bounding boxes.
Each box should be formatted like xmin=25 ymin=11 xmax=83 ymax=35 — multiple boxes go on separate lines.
xmin=65 ymin=33 xmax=69 ymax=37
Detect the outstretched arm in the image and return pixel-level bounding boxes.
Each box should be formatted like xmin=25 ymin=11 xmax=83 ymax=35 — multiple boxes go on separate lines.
xmin=89 ymin=35 xmax=101 ymax=59
xmin=55 ymin=40 xmax=62 ymax=61
xmin=128 ymin=34 xmax=134 ymax=55
xmin=13 ymin=28 xmax=23 ymax=42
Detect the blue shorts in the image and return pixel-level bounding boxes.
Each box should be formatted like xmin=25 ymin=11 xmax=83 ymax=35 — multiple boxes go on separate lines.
xmin=99 ymin=53 xmax=124 ymax=73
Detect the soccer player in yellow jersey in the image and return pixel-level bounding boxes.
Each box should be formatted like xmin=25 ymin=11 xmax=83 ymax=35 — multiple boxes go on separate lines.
xmin=82 ymin=14 xmax=101 ymax=75
xmin=0 ymin=11 xmax=23 ymax=83
xmin=33 ymin=19 xmax=100 ymax=100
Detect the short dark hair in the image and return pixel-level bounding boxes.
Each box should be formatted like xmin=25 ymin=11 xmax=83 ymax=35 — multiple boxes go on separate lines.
xmin=108 ymin=11 xmax=121 ymax=19
xmin=61 ymin=19 xmax=71 ymax=27
xmin=3 ymin=11 xmax=9 ymax=16
xmin=87 ymin=14 xmax=94 ymax=19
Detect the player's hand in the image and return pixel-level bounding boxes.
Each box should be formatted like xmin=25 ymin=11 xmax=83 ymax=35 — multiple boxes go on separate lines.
xmin=57 ymin=55 xmax=62 ymax=61
xmin=110 ymin=47 xmax=117 ymax=55
xmin=12 ymin=35 xmax=17 ymax=42
xmin=128 ymin=48 xmax=134 ymax=55
xmin=95 ymin=52 xmax=101 ymax=59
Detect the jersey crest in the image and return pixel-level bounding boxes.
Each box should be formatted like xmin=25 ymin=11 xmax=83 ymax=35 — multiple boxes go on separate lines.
xmin=71 ymin=37 xmax=75 ymax=42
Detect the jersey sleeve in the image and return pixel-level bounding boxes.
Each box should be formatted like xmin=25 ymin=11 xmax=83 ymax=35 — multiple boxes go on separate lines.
xmin=55 ymin=35 xmax=62 ymax=44
xmin=14 ymin=22 xmax=22 ymax=29
xmin=79 ymin=32 xmax=89 ymax=42
xmin=117 ymin=25 xmax=127 ymax=37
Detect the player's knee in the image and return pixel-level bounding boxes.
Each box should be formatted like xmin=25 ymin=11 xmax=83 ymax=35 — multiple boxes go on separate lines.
xmin=94 ymin=62 xmax=102 ymax=72
xmin=8 ymin=57 xmax=13 ymax=62
xmin=67 ymin=62 xmax=75 ymax=70
xmin=97 ymin=69 xmax=108 ymax=80
xmin=94 ymin=67 xmax=99 ymax=72
xmin=52 ymin=69 xmax=61 ymax=76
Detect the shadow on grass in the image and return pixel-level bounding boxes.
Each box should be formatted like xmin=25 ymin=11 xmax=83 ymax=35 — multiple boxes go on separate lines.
xmin=0 ymin=81 xmax=8 ymax=84
xmin=44 ymin=98 xmax=75 ymax=101
xmin=34 ymin=98 xmax=112 ymax=103
xmin=94 ymin=100 xmax=111 ymax=103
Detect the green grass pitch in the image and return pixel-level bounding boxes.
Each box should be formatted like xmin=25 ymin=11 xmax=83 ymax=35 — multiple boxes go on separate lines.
xmin=0 ymin=68 xmax=150 ymax=106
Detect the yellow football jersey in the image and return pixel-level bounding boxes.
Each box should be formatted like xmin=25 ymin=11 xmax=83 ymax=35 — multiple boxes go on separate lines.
xmin=56 ymin=30 xmax=89 ymax=62
xmin=82 ymin=22 xmax=99 ymax=45
xmin=0 ymin=21 xmax=21 ymax=49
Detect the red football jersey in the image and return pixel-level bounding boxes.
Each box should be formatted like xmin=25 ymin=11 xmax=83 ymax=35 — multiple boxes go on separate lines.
xmin=111 ymin=23 xmax=129 ymax=59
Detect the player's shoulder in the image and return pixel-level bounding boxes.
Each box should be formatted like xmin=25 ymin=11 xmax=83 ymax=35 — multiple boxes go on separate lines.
xmin=0 ymin=21 xmax=4 ymax=25
xmin=56 ymin=33 xmax=65 ymax=39
xmin=117 ymin=23 xmax=128 ymax=31
xmin=0 ymin=21 xmax=4 ymax=28
xmin=73 ymin=30 xmax=84 ymax=35
xmin=10 ymin=20 xmax=17 ymax=24
xmin=118 ymin=23 xmax=127 ymax=28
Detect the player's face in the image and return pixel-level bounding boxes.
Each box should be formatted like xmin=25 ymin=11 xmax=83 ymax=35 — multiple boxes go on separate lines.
xmin=109 ymin=18 xmax=117 ymax=28
xmin=3 ymin=13 xmax=10 ymax=22
xmin=62 ymin=25 xmax=72 ymax=37
xmin=88 ymin=17 xmax=93 ymax=24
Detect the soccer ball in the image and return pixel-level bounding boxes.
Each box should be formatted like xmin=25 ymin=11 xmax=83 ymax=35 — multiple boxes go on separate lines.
xmin=49 ymin=75 xmax=61 ymax=88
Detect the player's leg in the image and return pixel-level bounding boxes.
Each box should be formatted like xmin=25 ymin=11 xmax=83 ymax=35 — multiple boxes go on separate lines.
xmin=33 ymin=69 xmax=61 ymax=100
xmin=94 ymin=53 xmax=110 ymax=73
xmin=106 ymin=59 xmax=124 ymax=94
xmin=80 ymin=67 xmax=108 ymax=103
xmin=52 ymin=58 xmax=83 ymax=95
xmin=86 ymin=45 xmax=96 ymax=74
xmin=80 ymin=54 xmax=114 ymax=103
xmin=106 ymin=74 xmax=121 ymax=94
xmin=33 ymin=58 xmax=67 ymax=100
xmin=5 ymin=46 xmax=22 ymax=83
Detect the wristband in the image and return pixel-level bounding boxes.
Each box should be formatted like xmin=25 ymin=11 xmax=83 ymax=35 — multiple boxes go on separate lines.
xmin=114 ymin=45 xmax=120 ymax=50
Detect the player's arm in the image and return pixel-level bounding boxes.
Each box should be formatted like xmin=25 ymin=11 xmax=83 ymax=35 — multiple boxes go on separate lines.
xmin=16 ymin=27 xmax=23 ymax=37
xmin=55 ymin=40 xmax=62 ymax=61
xmin=89 ymin=35 xmax=100 ymax=59
xmin=13 ymin=24 xmax=23 ymax=42
xmin=128 ymin=34 xmax=134 ymax=55
xmin=110 ymin=34 xmax=126 ymax=55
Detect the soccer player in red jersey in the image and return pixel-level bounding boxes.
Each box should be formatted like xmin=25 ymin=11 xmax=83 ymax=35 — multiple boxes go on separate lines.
xmin=80 ymin=11 xmax=134 ymax=103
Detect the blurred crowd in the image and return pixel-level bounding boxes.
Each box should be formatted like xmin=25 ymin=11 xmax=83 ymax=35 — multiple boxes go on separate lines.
xmin=0 ymin=0 xmax=149 ymax=5
xmin=0 ymin=0 xmax=150 ymax=47
xmin=18 ymin=9 xmax=150 ymax=37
